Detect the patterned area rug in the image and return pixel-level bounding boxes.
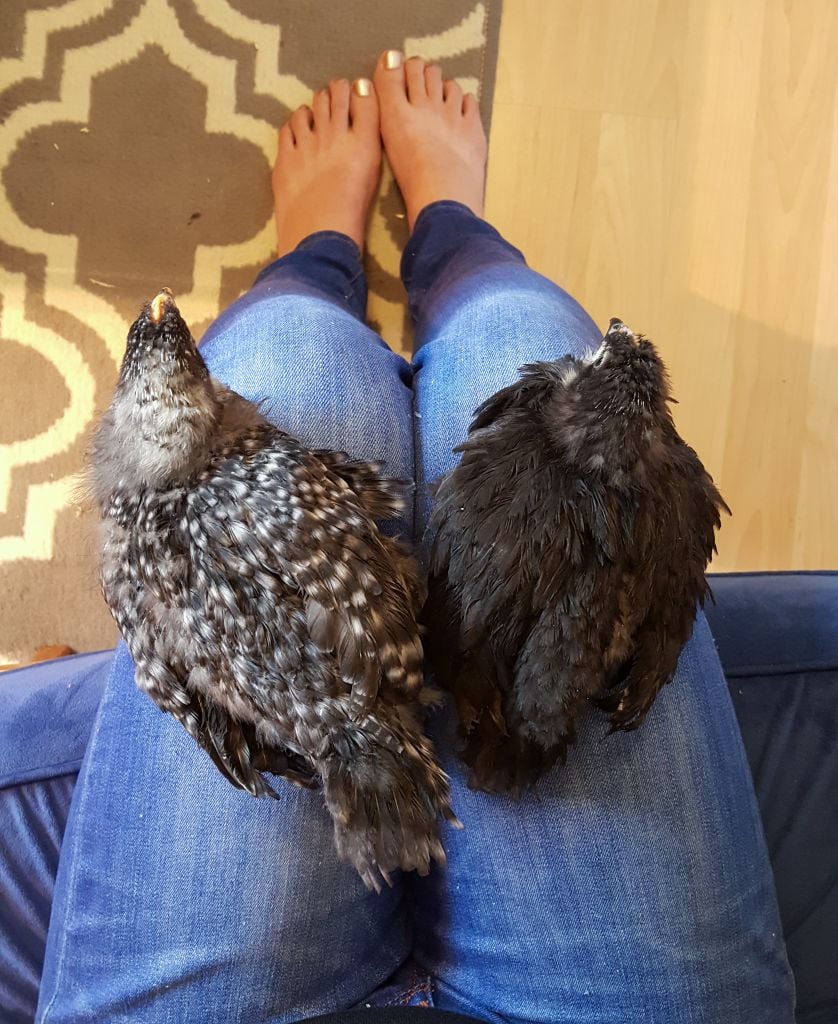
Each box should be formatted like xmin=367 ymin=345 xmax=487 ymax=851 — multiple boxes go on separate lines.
xmin=0 ymin=0 xmax=502 ymax=663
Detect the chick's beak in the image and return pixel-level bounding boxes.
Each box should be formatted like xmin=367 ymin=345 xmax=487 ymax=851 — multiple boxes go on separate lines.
xmin=605 ymin=318 xmax=640 ymax=349
xmin=149 ymin=287 xmax=175 ymax=324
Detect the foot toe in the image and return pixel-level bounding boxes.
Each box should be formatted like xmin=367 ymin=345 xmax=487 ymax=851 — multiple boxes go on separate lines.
xmin=443 ymin=79 xmax=464 ymax=113
xmin=289 ymin=105 xmax=313 ymax=144
xmin=425 ymin=64 xmax=443 ymax=103
xmin=312 ymin=88 xmax=331 ymax=131
xmin=405 ymin=56 xmax=428 ymax=104
xmin=463 ymin=92 xmax=480 ymax=119
xmin=349 ymin=77 xmax=379 ymax=135
xmin=329 ymin=78 xmax=350 ymax=127
xmin=277 ymin=122 xmax=295 ymax=152
xmin=374 ymin=50 xmax=407 ymax=107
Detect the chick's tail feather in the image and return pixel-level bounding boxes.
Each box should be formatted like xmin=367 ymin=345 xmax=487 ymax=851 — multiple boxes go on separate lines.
xmin=319 ymin=718 xmax=459 ymax=892
xmin=311 ymin=449 xmax=409 ymax=521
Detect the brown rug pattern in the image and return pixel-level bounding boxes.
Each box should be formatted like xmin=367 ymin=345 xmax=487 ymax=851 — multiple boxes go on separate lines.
xmin=0 ymin=0 xmax=502 ymax=663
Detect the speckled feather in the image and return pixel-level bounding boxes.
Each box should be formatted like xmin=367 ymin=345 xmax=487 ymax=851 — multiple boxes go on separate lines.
xmin=424 ymin=319 xmax=730 ymax=794
xmin=88 ymin=290 xmax=456 ymax=890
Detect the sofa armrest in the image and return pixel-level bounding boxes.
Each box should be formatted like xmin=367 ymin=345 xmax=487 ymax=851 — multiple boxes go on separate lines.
xmin=0 ymin=649 xmax=112 ymax=1022
xmin=705 ymin=571 xmax=838 ymax=678
xmin=705 ymin=571 xmax=838 ymax=1024
xmin=0 ymin=648 xmax=114 ymax=790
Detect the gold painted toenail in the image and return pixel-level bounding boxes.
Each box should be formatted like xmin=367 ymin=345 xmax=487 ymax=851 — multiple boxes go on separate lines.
xmin=353 ymin=78 xmax=372 ymax=97
xmin=385 ymin=50 xmax=403 ymax=70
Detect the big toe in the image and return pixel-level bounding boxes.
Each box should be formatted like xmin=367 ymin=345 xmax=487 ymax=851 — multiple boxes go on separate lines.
xmin=374 ymin=50 xmax=408 ymax=111
xmin=350 ymin=77 xmax=379 ymax=136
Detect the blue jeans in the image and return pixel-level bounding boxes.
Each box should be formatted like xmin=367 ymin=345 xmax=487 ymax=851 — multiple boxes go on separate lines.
xmin=4 ymin=203 xmax=793 ymax=1022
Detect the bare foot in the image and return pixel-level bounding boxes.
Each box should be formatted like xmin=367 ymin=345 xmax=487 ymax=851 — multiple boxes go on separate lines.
xmin=272 ymin=78 xmax=381 ymax=256
xmin=374 ymin=51 xmax=488 ymax=231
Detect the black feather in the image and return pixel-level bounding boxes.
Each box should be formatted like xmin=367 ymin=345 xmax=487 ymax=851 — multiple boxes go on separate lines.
xmin=424 ymin=320 xmax=729 ymax=794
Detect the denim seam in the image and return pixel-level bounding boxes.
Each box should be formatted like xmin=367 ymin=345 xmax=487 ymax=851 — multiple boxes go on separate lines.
xmin=381 ymin=974 xmax=434 ymax=1008
xmin=301 ymin=230 xmax=365 ymax=313
xmin=410 ymin=369 xmax=419 ymax=540
xmin=345 ymin=265 xmax=366 ymax=318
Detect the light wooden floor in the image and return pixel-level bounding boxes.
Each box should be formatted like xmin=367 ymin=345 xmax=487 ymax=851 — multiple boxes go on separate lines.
xmin=485 ymin=0 xmax=838 ymax=571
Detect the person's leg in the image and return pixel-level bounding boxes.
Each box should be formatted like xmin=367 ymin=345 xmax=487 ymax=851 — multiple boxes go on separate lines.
xmin=409 ymin=218 xmax=795 ymax=1024
xmin=374 ymin=53 xmax=795 ymax=1023
xmin=405 ymin=201 xmax=599 ymax=535
xmin=36 ymin=81 xmax=421 ymax=1024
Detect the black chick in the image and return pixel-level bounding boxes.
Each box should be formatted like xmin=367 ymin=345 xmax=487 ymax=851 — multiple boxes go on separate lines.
xmin=424 ymin=319 xmax=730 ymax=794
xmin=87 ymin=288 xmax=457 ymax=890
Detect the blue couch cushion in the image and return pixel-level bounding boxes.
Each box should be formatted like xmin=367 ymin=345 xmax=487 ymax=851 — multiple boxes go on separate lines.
xmin=706 ymin=572 xmax=838 ymax=1024
xmin=0 ymin=650 xmax=112 ymax=1023
xmin=0 ymin=649 xmax=113 ymax=789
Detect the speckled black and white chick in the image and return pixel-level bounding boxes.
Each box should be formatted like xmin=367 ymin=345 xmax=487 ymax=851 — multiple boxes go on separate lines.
xmin=424 ymin=319 xmax=730 ymax=794
xmin=87 ymin=288 xmax=457 ymax=890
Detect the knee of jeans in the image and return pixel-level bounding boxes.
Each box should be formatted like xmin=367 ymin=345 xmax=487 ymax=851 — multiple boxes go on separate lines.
xmin=194 ymin=294 xmax=414 ymax=485
xmin=417 ymin=268 xmax=603 ymax=372
xmin=413 ymin=287 xmax=602 ymax=437
xmin=198 ymin=293 xmax=397 ymax=399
